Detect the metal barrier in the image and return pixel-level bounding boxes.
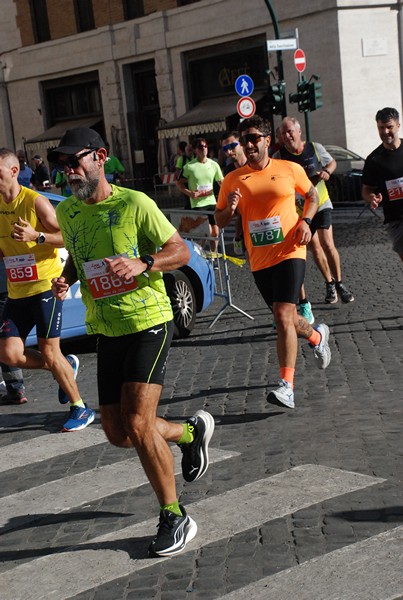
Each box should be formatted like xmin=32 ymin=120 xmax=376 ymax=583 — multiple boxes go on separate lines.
xmin=164 ymin=208 xmax=254 ymax=327
xmin=153 ymin=173 xmax=177 ymax=202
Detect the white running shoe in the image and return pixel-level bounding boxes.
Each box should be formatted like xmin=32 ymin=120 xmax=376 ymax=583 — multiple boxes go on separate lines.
xmin=312 ymin=323 xmax=331 ymax=369
xmin=267 ymin=379 xmax=295 ymax=409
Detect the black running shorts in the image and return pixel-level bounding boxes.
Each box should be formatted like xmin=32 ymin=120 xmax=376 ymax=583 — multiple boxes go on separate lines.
xmin=252 ymin=258 xmax=306 ymax=307
xmin=310 ymin=208 xmax=332 ymax=235
xmin=97 ymin=320 xmax=174 ymax=405
xmin=0 ymin=289 xmax=63 ymax=340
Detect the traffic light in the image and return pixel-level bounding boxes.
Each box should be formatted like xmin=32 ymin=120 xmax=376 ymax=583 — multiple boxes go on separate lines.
xmin=297 ymin=80 xmax=311 ymax=112
xmin=267 ymin=81 xmax=286 ymax=115
xmin=308 ymin=81 xmax=323 ymax=111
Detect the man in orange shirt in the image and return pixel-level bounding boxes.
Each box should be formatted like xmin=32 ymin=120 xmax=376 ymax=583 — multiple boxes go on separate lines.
xmin=215 ymin=115 xmax=331 ymax=409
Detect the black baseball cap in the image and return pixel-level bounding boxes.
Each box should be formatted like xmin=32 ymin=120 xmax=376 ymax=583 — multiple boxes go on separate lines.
xmin=47 ymin=127 xmax=105 ymax=162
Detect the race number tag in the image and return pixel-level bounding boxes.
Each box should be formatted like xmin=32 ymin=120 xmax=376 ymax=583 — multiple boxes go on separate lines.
xmin=197 ymin=184 xmax=213 ymax=197
xmin=385 ymin=177 xmax=403 ymax=201
xmin=248 ymin=217 xmax=284 ymax=246
xmin=83 ymin=254 xmax=138 ymax=300
xmin=3 ymin=254 xmax=38 ymax=283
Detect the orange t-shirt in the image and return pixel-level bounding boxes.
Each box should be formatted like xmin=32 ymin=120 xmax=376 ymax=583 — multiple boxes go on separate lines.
xmin=217 ymin=159 xmax=312 ymax=272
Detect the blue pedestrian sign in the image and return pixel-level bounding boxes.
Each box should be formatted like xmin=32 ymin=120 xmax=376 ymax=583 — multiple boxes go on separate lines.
xmin=235 ymin=74 xmax=254 ymax=97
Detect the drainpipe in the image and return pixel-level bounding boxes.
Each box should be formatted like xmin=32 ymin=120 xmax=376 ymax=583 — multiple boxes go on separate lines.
xmin=0 ymin=61 xmax=16 ymax=150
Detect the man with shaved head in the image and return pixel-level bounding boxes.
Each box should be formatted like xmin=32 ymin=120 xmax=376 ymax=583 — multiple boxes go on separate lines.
xmin=0 ymin=148 xmax=95 ymax=431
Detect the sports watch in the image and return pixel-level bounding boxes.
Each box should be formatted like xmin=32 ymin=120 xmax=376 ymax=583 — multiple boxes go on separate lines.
xmin=140 ymin=254 xmax=154 ymax=271
xmin=302 ymin=217 xmax=312 ymax=226
xmin=36 ymin=232 xmax=46 ymax=244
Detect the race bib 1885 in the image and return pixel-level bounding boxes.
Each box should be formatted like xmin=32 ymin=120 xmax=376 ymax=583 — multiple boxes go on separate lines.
xmin=83 ymin=254 xmax=138 ymax=300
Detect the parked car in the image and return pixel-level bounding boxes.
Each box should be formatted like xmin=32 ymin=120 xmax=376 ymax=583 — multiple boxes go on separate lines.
xmin=26 ymin=192 xmax=215 ymax=344
xmin=324 ymin=144 xmax=365 ymax=203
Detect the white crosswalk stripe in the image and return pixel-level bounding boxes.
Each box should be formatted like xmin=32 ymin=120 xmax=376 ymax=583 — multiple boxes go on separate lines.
xmin=0 ymin=464 xmax=383 ymax=600
xmin=0 ymin=446 xmax=238 ymax=532
xmin=217 ymin=525 xmax=403 ymax=600
xmin=0 ymin=428 xmax=107 ymax=473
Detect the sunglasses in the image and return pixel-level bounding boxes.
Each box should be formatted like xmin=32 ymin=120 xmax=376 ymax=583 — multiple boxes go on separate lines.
xmin=240 ymin=133 xmax=267 ymax=146
xmin=222 ymin=141 xmax=239 ymax=152
xmin=56 ymin=149 xmax=96 ymax=171
xmin=196 ymin=143 xmax=208 ymax=149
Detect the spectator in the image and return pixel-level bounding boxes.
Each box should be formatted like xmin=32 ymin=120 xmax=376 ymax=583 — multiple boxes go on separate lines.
xmin=16 ymin=150 xmax=33 ymax=188
xmin=104 ymin=143 xmax=125 ymax=183
xmin=30 ymin=155 xmax=51 ymax=191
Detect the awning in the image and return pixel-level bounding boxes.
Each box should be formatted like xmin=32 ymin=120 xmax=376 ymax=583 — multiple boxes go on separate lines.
xmin=24 ymin=117 xmax=102 ymax=156
xmin=157 ymin=94 xmax=263 ymax=140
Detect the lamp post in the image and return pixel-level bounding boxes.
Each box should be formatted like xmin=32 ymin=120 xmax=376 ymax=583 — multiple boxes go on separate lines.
xmin=263 ymin=0 xmax=286 ymax=120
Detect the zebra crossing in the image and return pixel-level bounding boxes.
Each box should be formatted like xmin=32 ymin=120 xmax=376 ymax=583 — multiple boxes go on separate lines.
xmin=1 ymin=423 xmax=402 ymax=600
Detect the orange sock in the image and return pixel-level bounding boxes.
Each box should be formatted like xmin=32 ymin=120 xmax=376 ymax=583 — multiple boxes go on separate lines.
xmin=307 ymin=329 xmax=321 ymax=346
xmin=280 ymin=367 xmax=295 ymax=389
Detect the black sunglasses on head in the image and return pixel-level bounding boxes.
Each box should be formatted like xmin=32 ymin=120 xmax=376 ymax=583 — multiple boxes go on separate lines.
xmin=56 ymin=149 xmax=96 ymax=171
xmin=240 ymin=133 xmax=267 ymax=146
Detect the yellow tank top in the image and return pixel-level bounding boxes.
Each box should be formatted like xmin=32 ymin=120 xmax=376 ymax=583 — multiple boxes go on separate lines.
xmin=0 ymin=186 xmax=62 ymax=299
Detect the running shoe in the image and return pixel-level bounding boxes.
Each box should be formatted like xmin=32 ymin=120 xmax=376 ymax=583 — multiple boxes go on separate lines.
xmin=336 ymin=282 xmax=354 ymax=303
xmin=267 ymin=379 xmax=295 ymax=409
xmin=58 ymin=354 xmax=79 ymax=404
xmin=148 ymin=504 xmax=197 ymax=557
xmin=312 ymin=323 xmax=331 ymax=369
xmin=180 ymin=409 xmax=215 ymax=482
xmin=62 ymin=404 xmax=95 ymax=432
xmin=0 ymin=390 xmax=28 ymax=405
xmin=298 ymin=301 xmax=315 ymax=324
xmin=325 ymin=280 xmax=337 ymax=304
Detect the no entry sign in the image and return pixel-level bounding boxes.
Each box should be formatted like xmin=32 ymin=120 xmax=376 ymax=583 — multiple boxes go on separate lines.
xmin=294 ymin=48 xmax=306 ymax=73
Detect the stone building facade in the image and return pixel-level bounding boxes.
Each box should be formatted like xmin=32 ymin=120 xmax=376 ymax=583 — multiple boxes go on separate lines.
xmin=0 ymin=0 xmax=402 ymax=190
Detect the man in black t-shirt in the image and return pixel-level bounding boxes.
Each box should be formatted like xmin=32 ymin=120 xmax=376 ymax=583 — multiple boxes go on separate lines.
xmin=362 ymin=107 xmax=403 ymax=261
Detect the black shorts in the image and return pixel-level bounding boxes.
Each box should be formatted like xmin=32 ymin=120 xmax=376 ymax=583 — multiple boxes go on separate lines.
xmin=192 ymin=204 xmax=217 ymax=225
xmin=97 ymin=320 xmax=174 ymax=405
xmin=252 ymin=258 xmax=306 ymax=307
xmin=0 ymin=289 xmax=63 ymax=340
xmin=310 ymin=208 xmax=332 ymax=235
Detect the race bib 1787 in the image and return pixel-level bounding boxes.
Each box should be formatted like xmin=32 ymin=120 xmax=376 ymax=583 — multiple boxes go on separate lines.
xmin=248 ymin=217 xmax=284 ymax=246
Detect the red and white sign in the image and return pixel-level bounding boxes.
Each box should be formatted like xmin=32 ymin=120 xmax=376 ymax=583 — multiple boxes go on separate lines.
xmin=237 ymin=96 xmax=256 ymax=118
xmin=294 ymin=48 xmax=306 ymax=73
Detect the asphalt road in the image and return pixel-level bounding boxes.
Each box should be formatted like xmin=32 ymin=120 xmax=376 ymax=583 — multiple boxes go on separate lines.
xmin=1 ymin=207 xmax=402 ymax=600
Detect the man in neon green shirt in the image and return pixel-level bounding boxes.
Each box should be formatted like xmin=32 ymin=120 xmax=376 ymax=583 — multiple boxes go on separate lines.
xmin=176 ymin=137 xmax=223 ymax=254
xmin=49 ymin=127 xmax=214 ymax=558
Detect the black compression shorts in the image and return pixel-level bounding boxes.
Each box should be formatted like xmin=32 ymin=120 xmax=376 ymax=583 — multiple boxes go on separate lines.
xmin=0 ymin=289 xmax=63 ymax=340
xmin=252 ymin=258 xmax=306 ymax=307
xmin=97 ymin=320 xmax=174 ymax=405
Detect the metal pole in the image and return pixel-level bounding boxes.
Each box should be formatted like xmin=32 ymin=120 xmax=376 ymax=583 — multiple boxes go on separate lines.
xmin=263 ymin=0 xmax=284 ymax=81
xmin=263 ymin=0 xmax=286 ymax=118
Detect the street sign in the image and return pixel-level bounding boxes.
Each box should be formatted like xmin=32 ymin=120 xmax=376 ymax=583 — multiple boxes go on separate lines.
xmin=235 ymin=74 xmax=254 ymax=97
xmin=294 ymin=48 xmax=306 ymax=73
xmin=237 ymin=96 xmax=256 ymax=118
xmin=267 ymin=38 xmax=297 ymax=51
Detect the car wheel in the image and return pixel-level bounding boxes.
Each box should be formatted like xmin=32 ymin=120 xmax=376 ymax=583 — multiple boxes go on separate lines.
xmin=168 ymin=270 xmax=197 ymax=338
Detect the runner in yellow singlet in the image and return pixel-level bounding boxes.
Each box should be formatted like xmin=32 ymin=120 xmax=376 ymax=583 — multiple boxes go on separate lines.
xmin=0 ymin=148 xmax=95 ymax=431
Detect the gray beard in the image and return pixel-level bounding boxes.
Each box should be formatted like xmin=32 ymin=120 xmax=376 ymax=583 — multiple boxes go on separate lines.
xmin=69 ymin=175 xmax=99 ymax=200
